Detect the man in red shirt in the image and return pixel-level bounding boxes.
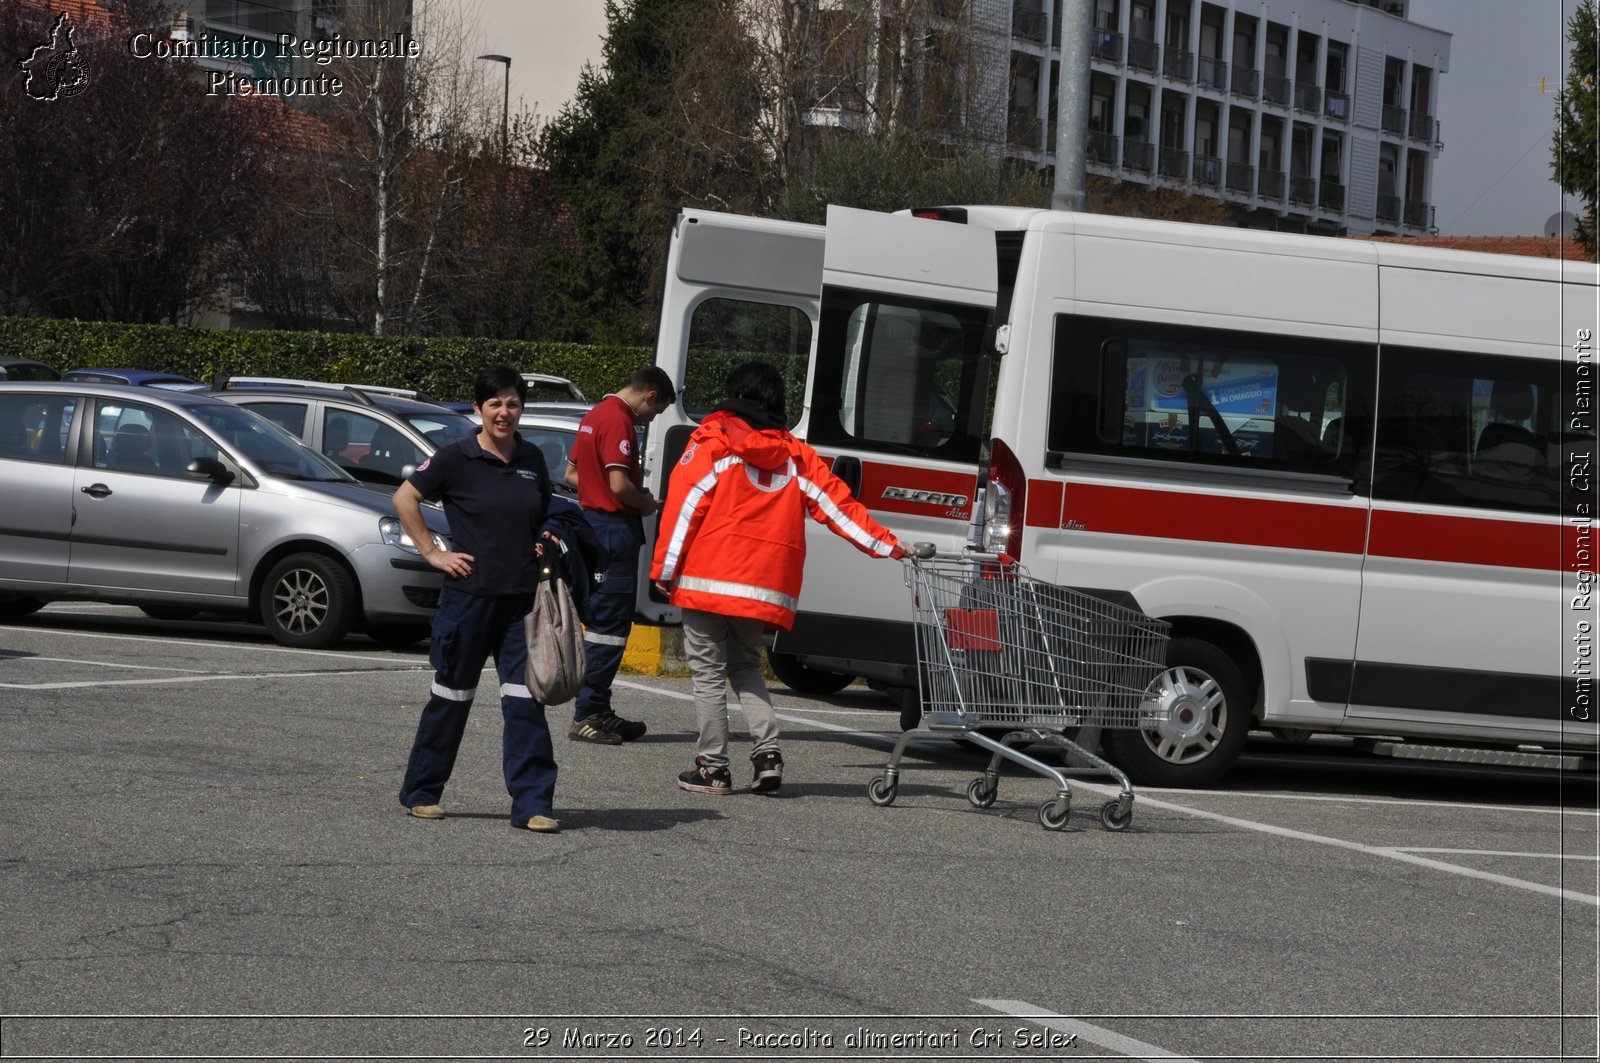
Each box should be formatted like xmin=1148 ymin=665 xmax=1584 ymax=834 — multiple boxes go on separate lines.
xmin=564 ymin=366 xmax=676 ymax=744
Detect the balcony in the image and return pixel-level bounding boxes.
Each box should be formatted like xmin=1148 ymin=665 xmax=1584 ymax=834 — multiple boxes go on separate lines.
xmin=1231 ymin=65 xmax=1259 ymax=98
xmin=1318 ymin=181 xmax=1345 ymax=212
xmin=1377 ymin=194 xmax=1401 ymax=222
xmin=1164 ymin=47 xmax=1194 ymax=82
xmin=1197 ymin=55 xmax=1226 ymax=91
xmin=1325 ymin=90 xmax=1350 ymax=121
xmin=1259 ymin=169 xmax=1286 ymax=199
xmin=1012 ymin=7 xmax=1047 ymax=43
xmin=1124 ymin=137 xmax=1155 ymax=172
xmin=1409 ymin=112 xmax=1436 ymax=141
xmin=1381 ymin=104 xmax=1406 ymax=134
xmin=1226 ymin=161 xmax=1254 ymax=194
xmin=1093 ymin=30 xmax=1124 ymax=63
xmin=1008 ymin=113 xmax=1043 ymax=150
xmin=1293 ymin=83 xmax=1322 ymax=113
xmin=1087 ymin=130 xmax=1119 ymax=164
xmin=1263 ymin=73 xmax=1290 ymax=105
xmin=806 ymin=77 xmax=868 ymax=115
xmin=1193 ymin=154 xmax=1222 ymax=186
xmin=1158 ymin=146 xmax=1189 ymax=179
xmin=1289 ymin=176 xmax=1316 ymax=204
xmin=1403 ymin=200 xmax=1432 ymax=229
xmin=1128 ymin=35 xmax=1159 ymax=72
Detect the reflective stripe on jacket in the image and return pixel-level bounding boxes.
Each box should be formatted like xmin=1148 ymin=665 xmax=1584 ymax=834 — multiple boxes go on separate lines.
xmin=650 ymin=410 xmax=901 ymax=629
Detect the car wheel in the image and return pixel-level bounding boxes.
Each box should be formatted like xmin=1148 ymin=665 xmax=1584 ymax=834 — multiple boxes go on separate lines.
xmin=367 ymin=622 xmax=431 ymax=649
xmin=139 ymin=605 xmax=200 ymax=621
xmin=1103 ymin=637 xmax=1253 ymax=787
xmin=767 ymin=650 xmax=854 ymax=695
xmin=259 ymin=553 xmax=356 ymax=649
xmin=0 ymin=595 xmax=45 ymax=618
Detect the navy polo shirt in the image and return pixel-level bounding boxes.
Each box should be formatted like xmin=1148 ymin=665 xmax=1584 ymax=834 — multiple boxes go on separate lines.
xmin=409 ymin=433 xmax=552 ymax=595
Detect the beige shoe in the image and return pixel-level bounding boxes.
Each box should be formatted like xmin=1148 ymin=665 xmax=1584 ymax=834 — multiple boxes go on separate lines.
xmin=522 ymin=815 xmax=561 ymax=834
xmin=407 ymin=804 xmax=445 ymax=820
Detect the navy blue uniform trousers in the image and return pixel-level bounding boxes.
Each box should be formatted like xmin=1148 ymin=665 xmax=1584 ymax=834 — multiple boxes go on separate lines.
xmin=400 ymin=586 xmax=557 ymax=823
xmin=573 ymin=510 xmax=641 ymax=722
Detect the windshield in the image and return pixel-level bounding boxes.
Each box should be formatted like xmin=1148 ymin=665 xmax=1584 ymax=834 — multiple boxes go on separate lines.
xmin=185 ymin=403 xmax=356 ymax=482
xmin=403 ymin=410 xmax=477 ymax=447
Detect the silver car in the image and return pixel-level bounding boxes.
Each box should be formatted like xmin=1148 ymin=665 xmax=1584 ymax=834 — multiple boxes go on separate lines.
xmin=0 ymin=382 xmax=450 ymax=649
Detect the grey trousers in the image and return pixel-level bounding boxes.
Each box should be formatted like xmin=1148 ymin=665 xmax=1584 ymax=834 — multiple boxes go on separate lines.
xmin=681 ymin=607 xmax=779 ymax=770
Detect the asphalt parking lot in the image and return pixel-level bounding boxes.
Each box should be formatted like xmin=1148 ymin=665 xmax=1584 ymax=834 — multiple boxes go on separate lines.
xmin=2 ymin=603 xmax=1597 ymax=1062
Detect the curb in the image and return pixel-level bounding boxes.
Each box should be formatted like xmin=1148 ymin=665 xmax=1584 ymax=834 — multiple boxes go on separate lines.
xmin=619 ymin=624 xmax=686 ymax=676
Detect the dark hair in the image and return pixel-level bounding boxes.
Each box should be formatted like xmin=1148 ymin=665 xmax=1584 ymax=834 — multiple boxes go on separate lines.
xmin=473 ymin=365 xmax=527 ymax=406
xmin=724 ymin=360 xmax=786 ymax=424
xmin=628 ymin=365 xmax=677 ymax=406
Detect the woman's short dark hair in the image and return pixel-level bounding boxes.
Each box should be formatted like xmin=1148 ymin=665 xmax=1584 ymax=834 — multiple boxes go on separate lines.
xmin=474 ymin=365 xmax=527 ymax=407
xmin=725 ymin=360 xmax=786 ymax=424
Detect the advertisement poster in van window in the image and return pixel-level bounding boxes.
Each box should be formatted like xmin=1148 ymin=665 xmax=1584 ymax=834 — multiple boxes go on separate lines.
xmin=1121 ymin=347 xmax=1278 ymax=457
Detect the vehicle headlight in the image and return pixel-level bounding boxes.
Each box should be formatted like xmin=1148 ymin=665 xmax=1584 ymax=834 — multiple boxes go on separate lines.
xmin=379 ymin=516 xmax=450 ymax=554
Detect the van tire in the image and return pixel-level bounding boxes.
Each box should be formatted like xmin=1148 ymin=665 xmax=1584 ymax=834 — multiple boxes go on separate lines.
xmin=767 ymin=650 xmax=853 ymax=695
xmin=1104 ymin=637 xmax=1251 ymax=787
xmin=0 ymin=595 xmax=45 ymax=617
xmin=260 ymin=553 xmax=356 ymax=649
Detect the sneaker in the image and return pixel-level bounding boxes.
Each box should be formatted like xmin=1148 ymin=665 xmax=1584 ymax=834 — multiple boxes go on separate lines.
xmin=751 ymin=750 xmax=784 ymax=793
xmin=520 ymin=815 xmax=561 ymax=834
xmin=568 ymin=715 xmax=624 ymax=745
xmin=407 ymin=803 xmax=445 ymax=820
xmin=590 ymin=708 xmax=647 ymax=742
xmin=677 ymin=757 xmax=734 ymax=795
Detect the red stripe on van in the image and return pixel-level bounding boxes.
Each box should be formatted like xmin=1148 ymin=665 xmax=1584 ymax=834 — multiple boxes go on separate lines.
xmin=1025 ymin=479 xmax=1064 ymax=529
xmin=856 ymin=461 xmax=976 ymax=520
xmin=1047 ymin=482 xmax=1367 ymax=554
xmin=1368 ymin=510 xmax=1563 ymax=570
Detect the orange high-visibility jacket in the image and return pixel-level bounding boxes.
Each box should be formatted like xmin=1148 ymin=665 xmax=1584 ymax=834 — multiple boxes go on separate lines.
xmin=651 ymin=410 xmax=904 ymax=629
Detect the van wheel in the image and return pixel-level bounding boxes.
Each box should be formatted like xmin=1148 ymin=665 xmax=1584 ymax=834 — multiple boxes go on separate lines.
xmin=140 ymin=605 xmax=200 ymax=621
xmin=0 ymin=595 xmax=45 ymax=618
xmin=1104 ymin=637 xmax=1252 ymax=787
xmin=260 ymin=553 xmax=356 ymax=649
xmin=767 ymin=650 xmax=853 ymax=695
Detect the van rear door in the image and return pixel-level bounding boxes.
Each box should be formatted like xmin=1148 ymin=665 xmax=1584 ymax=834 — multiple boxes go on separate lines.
xmin=636 ymin=209 xmax=824 ymax=623
xmin=772 ymin=207 xmax=1000 ymax=685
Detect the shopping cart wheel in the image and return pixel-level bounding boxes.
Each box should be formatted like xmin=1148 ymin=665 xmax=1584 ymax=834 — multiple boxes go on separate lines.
xmin=1100 ymin=800 xmax=1133 ymax=832
xmin=966 ymin=777 xmax=998 ymax=809
xmin=1037 ymin=797 xmax=1071 ymax=831
xmin=867 ymin=776 xmax=898 ymax=807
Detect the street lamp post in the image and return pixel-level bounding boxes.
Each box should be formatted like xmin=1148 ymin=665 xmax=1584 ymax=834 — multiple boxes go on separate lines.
xmin=477 ymin=53 xmax=510 ymax=161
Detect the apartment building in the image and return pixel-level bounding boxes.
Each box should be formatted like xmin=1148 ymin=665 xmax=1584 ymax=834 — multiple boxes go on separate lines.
xmin=1005 ymin=0 xmax=1451 ymax=235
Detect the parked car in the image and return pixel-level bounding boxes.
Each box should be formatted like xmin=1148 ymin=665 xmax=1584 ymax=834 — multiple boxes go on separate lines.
xmin=206 ymin=376 xmax=477 ymax=487
xmin=62 ymin=368 xmax=207 ymax=391
xmin=464 ymin=405 xmax=589 ymax=487
xmin=0 ymin=358 xmax=59 ymax=381
xmin=442 ymin=374 xmax=586 ymax=414
xmin=0 ymin=381 xmax=451 ymax=648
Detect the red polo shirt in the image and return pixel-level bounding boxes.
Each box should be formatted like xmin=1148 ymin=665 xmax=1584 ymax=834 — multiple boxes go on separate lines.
xmin=570 ymin=394 xmax=640 ymax=512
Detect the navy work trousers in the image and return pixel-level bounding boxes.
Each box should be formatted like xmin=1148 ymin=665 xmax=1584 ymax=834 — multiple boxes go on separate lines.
xmin=573 ymin=509 xmax=641 ymax=722
xmin=399 ymin=586 xmax=557 ymax=824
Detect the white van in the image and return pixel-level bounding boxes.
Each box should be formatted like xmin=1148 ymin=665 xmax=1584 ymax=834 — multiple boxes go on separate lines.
xmin=639 ymin=205 xmax=1598 ymax=786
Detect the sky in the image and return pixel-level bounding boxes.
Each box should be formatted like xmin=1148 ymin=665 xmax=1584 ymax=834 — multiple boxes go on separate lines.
xmin=473 ymin=0 xmax=1584 ymax=237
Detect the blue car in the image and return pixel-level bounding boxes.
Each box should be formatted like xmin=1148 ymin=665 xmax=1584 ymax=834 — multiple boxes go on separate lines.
xmin=61 ymin=368 xmax=207 ymax=391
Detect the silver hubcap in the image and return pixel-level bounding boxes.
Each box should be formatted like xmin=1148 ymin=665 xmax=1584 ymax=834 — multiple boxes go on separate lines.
xmin=272 ymin=569 xmax=329 ymax=634
xmin=1141 ymin=665 xmax=1227 ymax=765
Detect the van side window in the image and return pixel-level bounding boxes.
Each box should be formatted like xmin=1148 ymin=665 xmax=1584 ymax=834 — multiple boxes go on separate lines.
xmin=1373 ymin=346 xmax=1561 ymax=515
xmin=683 ymin=298 xmax=813 ymax=427
xmin=1051 ymin=314 xmax=1375 ymax=479
xmin=0 ymin=394 xmax=74 ymax=464
xmin=810 ymin=287 xmax=994 ymax=462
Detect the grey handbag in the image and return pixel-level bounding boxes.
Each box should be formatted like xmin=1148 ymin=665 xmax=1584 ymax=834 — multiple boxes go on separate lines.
xmin=525 ymin=560 xmax=586 ymax=705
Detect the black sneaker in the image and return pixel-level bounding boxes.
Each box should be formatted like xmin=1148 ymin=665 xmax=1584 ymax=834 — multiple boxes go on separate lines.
xmin=677 ymin=757 xmax=733 ymax=795
xmin=752 ymin=750 xmax=783 ymax=793
xmin=591 ymin=709 xmax=647 ymax=742
xmin=568 ymin=716 xmax=623 ymax=745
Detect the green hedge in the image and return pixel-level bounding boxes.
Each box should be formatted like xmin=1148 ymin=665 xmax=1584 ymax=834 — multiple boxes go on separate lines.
xmin=0 ymin=317 xmax=653 ymax=405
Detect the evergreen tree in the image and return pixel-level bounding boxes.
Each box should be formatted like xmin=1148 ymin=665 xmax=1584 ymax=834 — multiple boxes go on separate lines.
xmin=1553 ymin=0 xmax=1599 ymax=258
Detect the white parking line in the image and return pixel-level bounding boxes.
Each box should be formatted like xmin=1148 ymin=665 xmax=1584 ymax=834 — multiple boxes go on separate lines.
xmin=0 ymin=667 xmax=429 ymax=691
xmin=1136 ymin=786 xmax=1600 ymax=818
xmin=974 ymin=999 xmax=1199 ymax=1061
xmin=0 ymin=655 xmax=213 ymax=674
xmin=1383 ymin=847 xmax=1600 ymax=861
xmin=0 ymin=623 xmax=419 ymax=664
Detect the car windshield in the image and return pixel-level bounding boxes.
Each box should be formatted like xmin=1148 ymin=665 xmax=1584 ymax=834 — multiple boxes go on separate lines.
xmin=185 ymin=403 xmax=355 ymax=482
xmin=402 ymin=410 xmax=477 ymax=447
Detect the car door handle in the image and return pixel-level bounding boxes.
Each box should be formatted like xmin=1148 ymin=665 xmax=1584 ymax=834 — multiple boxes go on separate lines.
xmin=81 ymin=483 xmax=112 ymax=498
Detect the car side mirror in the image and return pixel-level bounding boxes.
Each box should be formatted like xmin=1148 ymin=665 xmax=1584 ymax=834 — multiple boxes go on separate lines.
xmin=187 ymin=457 xmax=234 ymax=484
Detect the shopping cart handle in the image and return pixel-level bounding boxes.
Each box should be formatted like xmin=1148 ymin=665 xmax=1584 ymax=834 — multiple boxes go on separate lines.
xmin=908 ymin=542 xmax=938 ymax=560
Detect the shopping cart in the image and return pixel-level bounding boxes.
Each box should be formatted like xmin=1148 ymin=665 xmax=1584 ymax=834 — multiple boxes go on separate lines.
xmin=867 ymin=546 xmax=1170 ymax=831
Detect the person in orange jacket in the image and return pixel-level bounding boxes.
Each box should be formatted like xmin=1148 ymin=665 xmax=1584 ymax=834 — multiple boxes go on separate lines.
xmin=652 ymin=361 xmax=909 ymax=795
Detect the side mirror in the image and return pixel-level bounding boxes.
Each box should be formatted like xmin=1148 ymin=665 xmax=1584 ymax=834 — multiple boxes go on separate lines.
xmin=187 ymin=457 xmax=234 ymax=484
